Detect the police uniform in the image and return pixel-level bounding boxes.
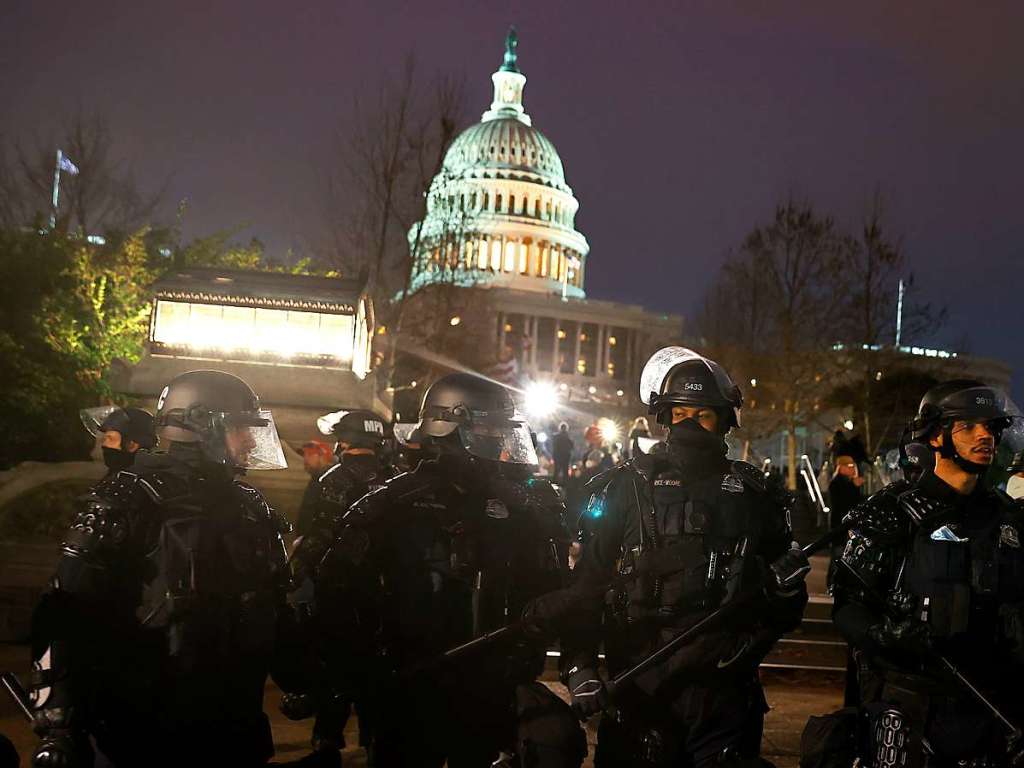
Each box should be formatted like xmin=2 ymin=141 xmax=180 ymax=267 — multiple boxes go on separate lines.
xmin=30 ymin=448 xmax=295 ymax=767
xmin=556 ymin=451 xmax=806 ymax=767
xmin=832 ymin=471 xmax=1024 ymax=767
xmin=312 ymin=453 xmax=584 ymax=768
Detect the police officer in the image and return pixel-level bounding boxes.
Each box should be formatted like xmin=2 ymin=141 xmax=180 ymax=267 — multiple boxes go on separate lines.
xmin=80 ymin=406 xmax=158 ymax=475
xmin=294 ymin=372 xmax=585 ymax=767
xmin=525 ymin=347 xmax=810 ymax=768
xmin=828 ymin=380 xmax=1024 ymax=768
xmin=285 ymin=409 xmax=390 ymax=766
xmin=30 ymin=370 xmax=297 ymax=767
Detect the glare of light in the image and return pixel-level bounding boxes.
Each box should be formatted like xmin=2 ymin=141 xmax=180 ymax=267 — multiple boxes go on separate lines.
xmin=598 ymin=417 xmax=619 ymax=443
xmin=410 ymin=380 xmax=418 ymax=388
xmin=377 ymin=325 xmax=388 ymax=335
xmin=616 ymin=389 xmax=624 ymax=397
xmin=559 ymin=382 xmax=568 ymax=391
xmin=524 ymin=381 xmax=559 ymax=418
xmin=750 ymin=378 xmax=757 ymax=387
xmin=608 ymin=336 xmax=617 ymax=346
xmin=557 ymin=329 xmax=566 ymax=340
xmin=450 ymin=316 xmax=461 ymax=326
xmin=588 ymin=385 xmax=597 ymax=395
xmin=844 ymin=419 xmax=854 ymax=430
xmin=536 ymin=431 xmax=548 ymax=444
xmin=875 ymin=370 xmax=883 ymax=381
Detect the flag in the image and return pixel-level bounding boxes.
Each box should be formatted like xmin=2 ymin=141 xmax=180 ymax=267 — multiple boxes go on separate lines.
xmin=58 ymin=153 xmax=79 ymax=175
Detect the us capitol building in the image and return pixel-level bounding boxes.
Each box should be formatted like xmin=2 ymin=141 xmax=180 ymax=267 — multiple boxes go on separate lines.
xmin=398 ymin=31 xmax=683 ymax=424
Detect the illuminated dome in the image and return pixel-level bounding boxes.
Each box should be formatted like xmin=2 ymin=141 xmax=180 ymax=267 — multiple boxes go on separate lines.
xmin=408 ymin=29 xmax=589 ymax=299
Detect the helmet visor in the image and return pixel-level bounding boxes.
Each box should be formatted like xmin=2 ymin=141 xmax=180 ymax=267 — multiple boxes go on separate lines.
xmin=937 ymin=386 xmax=1020 ymax=423
xmin=393 ymin=423 xmax=419 ymax=446
xmin=80 ymin=406 xmax=120 ymax=438
xmin=225 ymin=409 xmax=288 ymax=470
xmin=317 ymin=409 xmax=353 ymax=436
xmin=458 ymin=420 xmax=539 ymax=465
xmin=640 ymin=347 xmax=708 ymax=406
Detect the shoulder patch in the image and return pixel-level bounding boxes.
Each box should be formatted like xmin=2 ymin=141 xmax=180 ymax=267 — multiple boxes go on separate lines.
xmin=721 ymin=474 xmax=745 ymax=494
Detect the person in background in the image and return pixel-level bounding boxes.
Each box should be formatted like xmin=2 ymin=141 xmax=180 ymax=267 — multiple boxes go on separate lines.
xmin=296 ymin=440 xmax=336 ymax=537
xmin=828 ymin=455 xmax=865 ymax=533
xmin=551 ymin=422 xmax=574 ymax=487
xmin=626 ymin=416 xmax=650 ymax=460
xmin=80 ymin=406 xmax=158 ymax=477
xmin=1006 ymin=451 xmax=1024 ymax=499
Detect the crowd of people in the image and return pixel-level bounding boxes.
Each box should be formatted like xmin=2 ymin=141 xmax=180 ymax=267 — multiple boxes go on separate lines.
xmin=5 ymin=346 xmax=1024 ymax=768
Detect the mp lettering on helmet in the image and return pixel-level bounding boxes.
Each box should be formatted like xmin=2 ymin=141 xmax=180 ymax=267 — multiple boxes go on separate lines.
xmin=364 ymin=420 xmax=384 ymax=435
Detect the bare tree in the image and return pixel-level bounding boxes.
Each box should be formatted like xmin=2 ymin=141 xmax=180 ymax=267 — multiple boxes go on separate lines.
xmin=700 ymin=201 xmax=851 ymax=488
xmin=0 ymin=112 xmax=164 ymax=234
xmin=830 ymin=193 xmax=947 ymax=453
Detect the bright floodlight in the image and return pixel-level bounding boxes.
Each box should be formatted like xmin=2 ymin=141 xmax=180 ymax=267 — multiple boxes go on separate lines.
xmin=844 ymin=419 xmax=854 ymax=431
xmin=524 ymin=381 xmax=559 ymax=419
xmin=598 ymin=417 xmax=619 ymax=443
xmin=536 ymin=431 xmax=548 ymax=444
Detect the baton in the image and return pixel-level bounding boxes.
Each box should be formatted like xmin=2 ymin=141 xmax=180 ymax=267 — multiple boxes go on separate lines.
xmin=606 ymin=527 xmax=846 ymax=696
xmin=399 ymin=623 xmax=522 ymax=679
xmin=1 ymin=671 xmax=33 ymax=723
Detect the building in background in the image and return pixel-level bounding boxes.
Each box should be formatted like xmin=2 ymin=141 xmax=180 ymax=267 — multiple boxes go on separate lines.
xmin=396 ymin=31 xmax=683 ymax=431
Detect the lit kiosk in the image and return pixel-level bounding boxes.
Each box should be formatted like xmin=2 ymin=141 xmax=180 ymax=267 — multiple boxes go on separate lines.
xmin=113 ymin=267 xmax=383 ymax=445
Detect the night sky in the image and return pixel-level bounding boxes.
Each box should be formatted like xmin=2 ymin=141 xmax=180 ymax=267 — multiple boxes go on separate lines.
xmin=4 ymin=1 xmax=1022 ymax=388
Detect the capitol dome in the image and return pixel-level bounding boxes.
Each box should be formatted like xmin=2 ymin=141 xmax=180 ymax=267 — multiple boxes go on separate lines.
xmin=408 ymin=30 xmax=589 ymax=299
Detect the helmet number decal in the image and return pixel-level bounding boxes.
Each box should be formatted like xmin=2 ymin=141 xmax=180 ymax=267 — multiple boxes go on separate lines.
xmin=684 ymin=382 xmax=704 ymax=391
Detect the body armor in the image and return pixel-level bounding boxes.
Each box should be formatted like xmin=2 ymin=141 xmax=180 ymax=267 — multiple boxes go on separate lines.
xmin=832 ymin=473 xmax=1024 ymax=767
xmin=30 ymin=453 xmax=293 ymax=765
xmin=590 ymin=458 xmax=791 ymax=625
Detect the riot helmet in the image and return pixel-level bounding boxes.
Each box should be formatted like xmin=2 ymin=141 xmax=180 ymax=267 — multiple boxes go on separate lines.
xmin=909 ymin=379 xmax=1020 ymax=475
xmin=639 ymin=346 xmax=743 ymax=430
xmin=154 ymin=370 xmax=287 ymax=470
xmin=82 ymin=405 xmax=158 ymax=472
xmin=317 ymin=409 xmax=386 ymax=453
xmin=417 ymin=372 xmax=538 ymax=466
xmin=81 ymin=406 xmax=157 ymax=449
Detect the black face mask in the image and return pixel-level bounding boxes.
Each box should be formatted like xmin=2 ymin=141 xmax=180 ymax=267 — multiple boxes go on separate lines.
xmin=102 ymin=447 xmax=134 ymax=472
xmin=666 ymin=418 xmax=728 ymax=475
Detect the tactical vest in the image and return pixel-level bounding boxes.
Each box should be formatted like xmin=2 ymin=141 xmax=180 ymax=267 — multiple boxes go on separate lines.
xmin=898 ymin=487 xmax=1024 ymax=641
xmin=134 ymin=472 xmax=290 ymax=669
xmin=605 ymin=463 xmax=763 ymax=622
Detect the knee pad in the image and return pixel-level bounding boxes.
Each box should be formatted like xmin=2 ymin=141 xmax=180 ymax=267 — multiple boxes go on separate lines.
xmin=864 ymin=705 xmax=921 ymax=768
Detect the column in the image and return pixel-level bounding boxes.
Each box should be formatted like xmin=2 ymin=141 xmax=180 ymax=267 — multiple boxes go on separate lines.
xmin=573 ymin=320 xmax=582 ymax=376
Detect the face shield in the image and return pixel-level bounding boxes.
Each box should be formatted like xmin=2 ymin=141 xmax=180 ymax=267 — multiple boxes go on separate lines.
xmin=458 ymin=418 xmax=539 ymax=466
xmin=640 ymin=347 xmax=708 ymax=407
xmin=80 ymin=406 xmax=121 ymax=438
xmin=393 ymin=423 xmax=419 ymax=446
xmin=223 ymin=409 xmax=288 ymax=470
xmin=938 ymin=386 xmax=1020 ymax=425
xmin=317 ymin=410 xmax=348 ymax=437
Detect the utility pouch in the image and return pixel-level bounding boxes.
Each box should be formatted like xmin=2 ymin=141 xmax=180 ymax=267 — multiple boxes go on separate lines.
xmin=905 ymin=536 xmax=970 ymax=637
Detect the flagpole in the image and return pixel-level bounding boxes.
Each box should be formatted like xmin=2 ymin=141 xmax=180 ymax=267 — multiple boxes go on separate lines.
xmin=50 ymin=149 xmax=62 ymax=230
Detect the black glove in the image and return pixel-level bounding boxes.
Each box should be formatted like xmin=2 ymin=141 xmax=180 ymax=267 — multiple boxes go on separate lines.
xmin=867 ymin=616 xmax=931 ymax=655
xmin=520 ymin=598 xmax=553 ymax=641
xmin=280 ymin=692 xmax=316 ymax=721
xmin=769 ymin=544 xmax=811 ymax=593
xmin=32 ymin=731 xmax=86 ymax=768
xmin=565 ymin=665 xmax=607 ymax=720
